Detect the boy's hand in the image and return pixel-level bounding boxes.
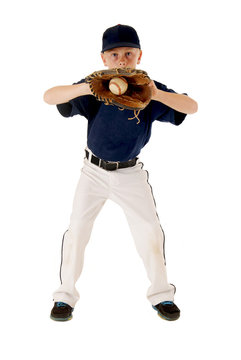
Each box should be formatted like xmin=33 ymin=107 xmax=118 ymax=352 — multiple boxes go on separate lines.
xmin=148 ymin=80 xmax=159 ymax=100
xmin=148 ymin=81 xmax=198 ymax=114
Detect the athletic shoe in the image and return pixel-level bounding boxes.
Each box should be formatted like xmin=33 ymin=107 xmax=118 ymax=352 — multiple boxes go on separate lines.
xmin=152 ymin=301 xmax=180 ymax=321
xmin=50 ymin=302 xmax=74 ymax=321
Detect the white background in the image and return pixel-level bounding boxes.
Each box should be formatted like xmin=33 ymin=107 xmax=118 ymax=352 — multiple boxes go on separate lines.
xmin=1 ymin=0 xmax=240 ymax=359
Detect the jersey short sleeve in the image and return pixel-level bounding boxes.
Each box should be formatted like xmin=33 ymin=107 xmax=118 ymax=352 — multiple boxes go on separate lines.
xmin=56 ymin=79 xmax=100 ymax=120
xmin=149 ymin=81 xmax=187 ymax=126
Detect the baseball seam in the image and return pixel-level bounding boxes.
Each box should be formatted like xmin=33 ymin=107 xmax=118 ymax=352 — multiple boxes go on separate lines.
xmin=110 ymin=81 xmax=122 ymax=95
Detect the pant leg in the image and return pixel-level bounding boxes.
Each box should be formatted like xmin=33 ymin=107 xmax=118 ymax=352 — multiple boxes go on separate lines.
xmin=109 ymin=161 xmax=175 ymax=305
xmin=53 ymin=160 xmax=109 ymax=307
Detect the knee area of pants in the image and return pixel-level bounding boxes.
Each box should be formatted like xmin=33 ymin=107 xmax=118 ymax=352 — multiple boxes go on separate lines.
xmin=144 ymin=226 xmax=164 ymax=250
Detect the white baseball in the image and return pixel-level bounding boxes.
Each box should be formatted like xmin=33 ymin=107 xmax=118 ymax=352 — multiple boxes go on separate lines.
xmin=109 ymin=77 xmax=128 ymax=95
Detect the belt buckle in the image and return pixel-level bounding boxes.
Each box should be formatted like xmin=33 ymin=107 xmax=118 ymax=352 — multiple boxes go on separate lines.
xmin=105 ymin=161 xmax=119 ymax=171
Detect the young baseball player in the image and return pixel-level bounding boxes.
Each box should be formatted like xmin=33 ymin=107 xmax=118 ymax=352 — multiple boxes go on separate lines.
xmin=44 ymin=24 xmax=198 ymax=322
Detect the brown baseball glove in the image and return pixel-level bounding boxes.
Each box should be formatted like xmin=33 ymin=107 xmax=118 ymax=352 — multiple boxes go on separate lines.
xmin=85 ymin=68 xmax=152 ymax=123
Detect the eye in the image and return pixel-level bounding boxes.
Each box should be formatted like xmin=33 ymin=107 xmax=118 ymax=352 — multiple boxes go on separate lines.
xmin=111 ymin=53 xmax=118 ymax=58
xmin=126 ymin=52 xmax=132 ymax=57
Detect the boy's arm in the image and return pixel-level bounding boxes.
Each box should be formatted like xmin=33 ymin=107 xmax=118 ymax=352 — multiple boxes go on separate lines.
xmin=149 ymin=81 xmax=198 ymax=114
xmin=43 ymin=82 xmax=92 ymax=105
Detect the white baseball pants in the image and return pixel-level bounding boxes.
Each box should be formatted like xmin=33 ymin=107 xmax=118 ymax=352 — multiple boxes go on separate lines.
xmin=53 ymin=150 xmax=175 ymax=308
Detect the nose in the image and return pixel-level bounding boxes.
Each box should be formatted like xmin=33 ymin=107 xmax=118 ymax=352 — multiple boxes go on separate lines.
xmin=119 ymin=56 xmax=126 ymax=68
xmin=119 ymin=61 xmax=126 ymax=68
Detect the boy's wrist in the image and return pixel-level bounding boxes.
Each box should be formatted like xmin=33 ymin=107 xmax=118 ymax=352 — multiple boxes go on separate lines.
xmin=151 ymin=89 xmax=165 ymax=102
xmin=77 ymin=82 xmax=92 ymax=96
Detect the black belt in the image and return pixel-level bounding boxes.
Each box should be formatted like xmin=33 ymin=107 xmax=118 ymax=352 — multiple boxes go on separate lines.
xmin=85 ymin=150 xmax=137 ymax=171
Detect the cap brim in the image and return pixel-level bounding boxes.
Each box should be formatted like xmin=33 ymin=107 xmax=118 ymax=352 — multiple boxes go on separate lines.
xmin=102 ymin=42 xmax=140 ymax=52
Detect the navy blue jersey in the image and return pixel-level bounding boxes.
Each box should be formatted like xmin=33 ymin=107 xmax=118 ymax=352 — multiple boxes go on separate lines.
xmin=57 ymin=80 xmax=187 ymax=162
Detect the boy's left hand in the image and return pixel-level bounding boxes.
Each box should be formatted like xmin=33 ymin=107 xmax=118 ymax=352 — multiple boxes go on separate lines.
xmin=148 ymin=80 xmax=158 ymax=100
xmin=148 ymin=80 xmax=198 ymax=114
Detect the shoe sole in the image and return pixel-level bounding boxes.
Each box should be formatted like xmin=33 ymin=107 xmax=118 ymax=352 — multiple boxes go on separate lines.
xmin=152 ymin=305 xmax=180 ymax=321
xmin=50 ymin=314 xmax=73 ymax=322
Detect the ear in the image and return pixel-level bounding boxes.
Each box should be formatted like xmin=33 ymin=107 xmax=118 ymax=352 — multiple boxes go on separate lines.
xmin=101 ymin=52 xmax=107 ymax=66
xmin=137 ymin=50 xmax=142 ymax=65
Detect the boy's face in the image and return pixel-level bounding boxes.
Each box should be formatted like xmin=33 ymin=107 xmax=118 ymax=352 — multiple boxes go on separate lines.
xmin=101 ymin=47 xmax=142 ymax=69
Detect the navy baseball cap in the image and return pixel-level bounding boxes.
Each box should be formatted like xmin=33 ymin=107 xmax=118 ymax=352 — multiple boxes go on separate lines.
xmin=102 ymin=24 xmax=141 ymax=53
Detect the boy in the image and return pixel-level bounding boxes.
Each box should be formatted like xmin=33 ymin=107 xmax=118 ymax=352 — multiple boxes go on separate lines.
xmin=44 ymin=24 xmax=198 ymax=322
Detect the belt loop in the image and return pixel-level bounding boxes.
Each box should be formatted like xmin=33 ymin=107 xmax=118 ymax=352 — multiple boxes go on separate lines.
xmin=85 ymin=149 xmax=89 ymax=160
